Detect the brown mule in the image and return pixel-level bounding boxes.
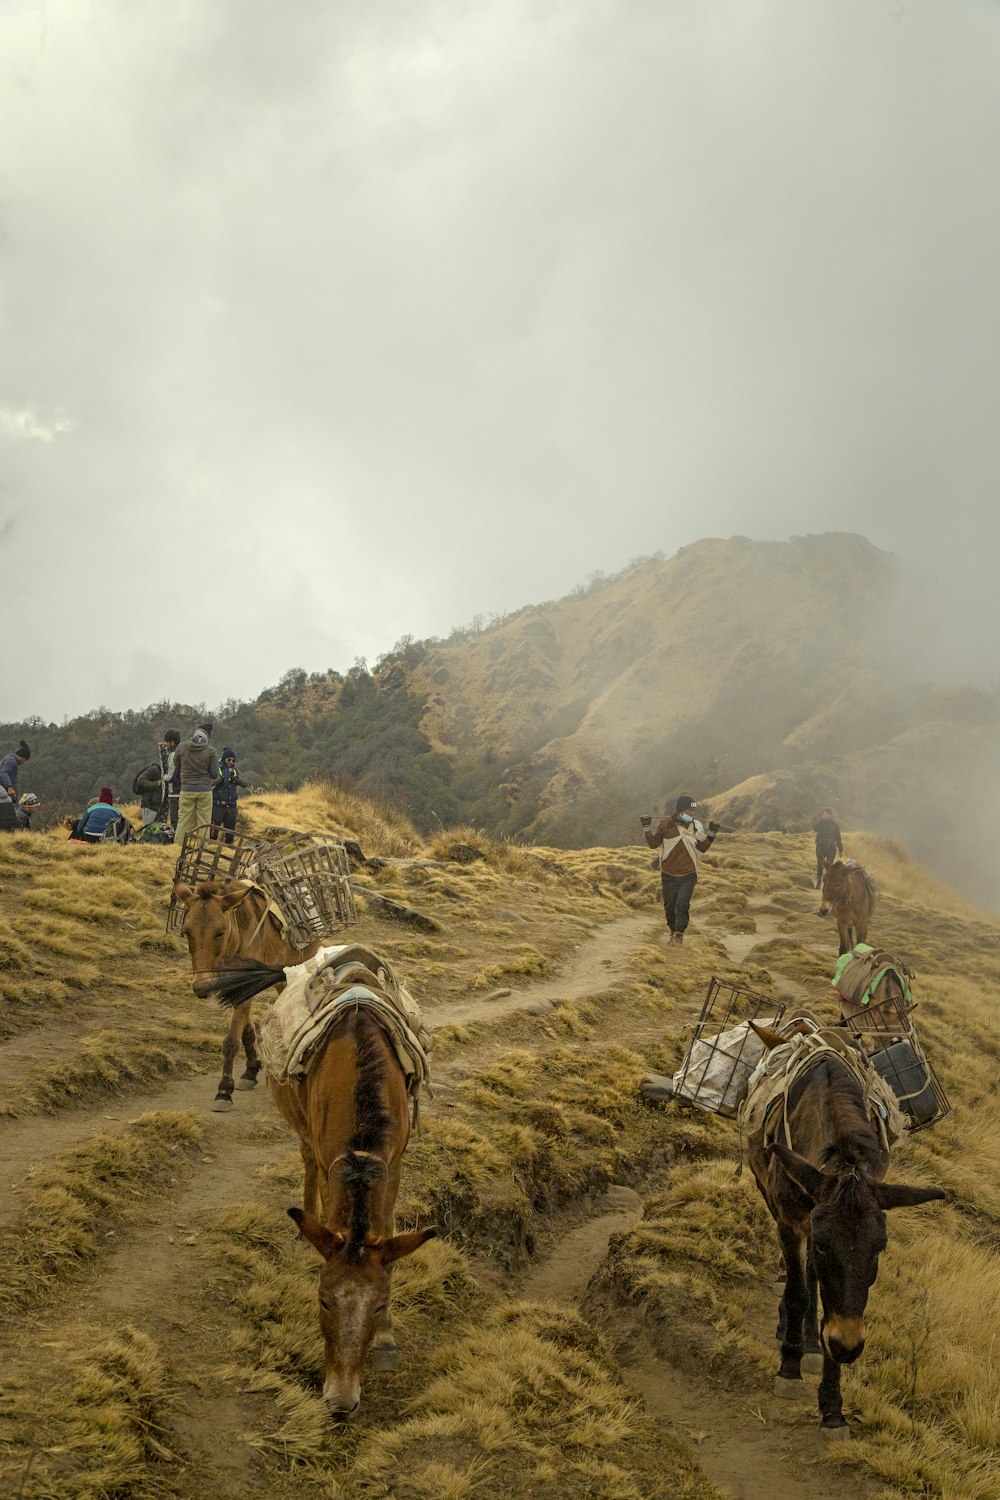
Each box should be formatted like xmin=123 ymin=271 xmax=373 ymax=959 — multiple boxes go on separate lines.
xmin=172 ymin=879 xmax=320 ymax=1109
xmin=818 ymin=859 xmax=876 ymax=956
xmin=746 ymin=1035 xmax=944 ymax=1434
xmin=276 ymin=1007 xmax=433 ymax=1415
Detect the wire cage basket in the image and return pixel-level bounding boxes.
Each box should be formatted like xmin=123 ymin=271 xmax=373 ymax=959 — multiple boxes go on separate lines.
xmin=672 ymin=977 xmax=788 ymax=1118
xmin=166 ymin=825 xmax=356 ymax=945
xmin=166 ymin=826 xmax=263 ymax=933
xmin=253 ymin=832 xmax=356 ymax=946
xmin=844 ymin=998 xmax=951 ymax=1131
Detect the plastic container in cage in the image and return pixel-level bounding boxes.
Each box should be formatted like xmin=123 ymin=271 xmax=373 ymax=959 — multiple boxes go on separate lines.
xmin=844 ymin=997 xmax=950 ymax=1131
xmin=672 ymin=978 xmax=787 ymax=1118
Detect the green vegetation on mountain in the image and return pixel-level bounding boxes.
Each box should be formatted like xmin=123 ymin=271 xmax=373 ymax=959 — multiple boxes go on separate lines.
xmin=6 ymin=533 xmax=998 ymax=904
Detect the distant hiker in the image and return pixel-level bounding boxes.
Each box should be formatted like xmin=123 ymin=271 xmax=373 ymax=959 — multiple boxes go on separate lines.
xmin=174 ymin=728 xmax=220 ymax=844
xmin=160 ymin=729 xmax=181 ymax=828
xmin=70 ymin=788 xmax=129 ymax=844
xmin=210 ymin=746 xmax=246 ymax=845
xmin=133 ymin=761 xmax=164 ymax=828
xmin=15 ymin=791 xmax=40 ymax=830
xmin=641 ymin=795 xmax=720 ymax=945
xmin=0 ymin=739 xmax=30 ymax=805
xmin=812 ymin=806 xmax=844 ymax=890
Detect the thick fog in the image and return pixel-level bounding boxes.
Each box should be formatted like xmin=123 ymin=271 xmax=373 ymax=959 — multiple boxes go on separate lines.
xmin=2 ymin=0 xmax=999 ymax=721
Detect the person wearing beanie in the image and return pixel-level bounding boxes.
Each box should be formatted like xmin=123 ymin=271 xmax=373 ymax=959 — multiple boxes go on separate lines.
xmin=70 ymin=788 xmax=125 ymax=843
xmin=174 ymin=726 xmax=220 ymax=844
xmin=640 ymin=794 xmax=721 ymax=945
xmin=210 ymin=746 xmax=246 ymax=845
xmin=0 ymin=740 xmax=31 ymax=805
xmin=160 ymin=728 xmax=182 ymax=829
xmin=14 ymin=791 xmax=39 ymax=830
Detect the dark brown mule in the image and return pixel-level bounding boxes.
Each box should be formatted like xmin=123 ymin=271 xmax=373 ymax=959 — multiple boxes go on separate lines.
xmin=818 ymin=859 xmax=876 ymax=955
xmin=209 ymin=960 xmax=435 ymax=1417
xmin=746 ymin=1040 xmax=944 ymax=1434
xmin=172 ymin=879 xmax=320 ymax=1110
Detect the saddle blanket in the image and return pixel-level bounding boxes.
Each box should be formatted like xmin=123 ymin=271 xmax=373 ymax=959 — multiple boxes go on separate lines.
xmin=258 ymin=944 xmax=432 ymax=1105
xmin=740 ymin=1028 xmax=907 ymax=1156
xmin=831 ymin=944 xmax=913 ymax=1010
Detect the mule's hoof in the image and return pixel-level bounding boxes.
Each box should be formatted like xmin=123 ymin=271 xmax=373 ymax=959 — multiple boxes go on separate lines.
xmin=369 ymin=1343 xmax=400 ymax=1372
xmin=773 ymin=1376 xmax=805 ymax=1399
xmin=771 ymin=1280 xmax=785 ymax=1297
xmin=211 ymin=1095 xmax=234 ymax=1112
xmin=234 ymin=1075 xmax=258 ymax=1091
xmin=802 ymin=1352 xmax=824 ymax=1376
xmin=819 ymin=1422 xmax=851 ymax=1442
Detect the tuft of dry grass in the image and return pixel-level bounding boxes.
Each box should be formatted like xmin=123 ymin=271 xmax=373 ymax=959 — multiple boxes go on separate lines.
xmin=0 ymin=1325 xmax=180 ymax=1499
xmin=0 ymin=1110 xmax=203 ymax=1323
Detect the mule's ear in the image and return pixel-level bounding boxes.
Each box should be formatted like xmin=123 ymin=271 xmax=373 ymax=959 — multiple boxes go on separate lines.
xmin=288 ymin=1207 xmax=346 ymax=1259
xmin=380 ymin=1227 xmax=437 ymax=1265
xmin=875 ymin=1183 xmax=946 ymax=1211
xmin=768 ymin=1143 xmax=829 ymax=1204
xmin=173 ymin=882 xmax=195 ymax=905
xmin=220 ymin=880 xmax=253 ymax=912
xmin=750 ymin=1021 xmax=785 ymax=1050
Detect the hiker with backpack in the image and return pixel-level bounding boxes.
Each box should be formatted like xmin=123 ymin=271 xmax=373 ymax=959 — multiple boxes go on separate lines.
xmin=69 ymin=788 xmax=133 ymax=844
xmin=134 ymin=762 xmax=164 ymax=828
xmin=210 ymin=746 xmax=246 ymax=844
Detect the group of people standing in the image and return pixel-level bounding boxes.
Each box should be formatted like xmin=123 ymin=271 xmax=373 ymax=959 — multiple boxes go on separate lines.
xmin=134 ymin=723 xmax=246 ymax=844
xmin=0 ymin=725 xmax=246 ymax=846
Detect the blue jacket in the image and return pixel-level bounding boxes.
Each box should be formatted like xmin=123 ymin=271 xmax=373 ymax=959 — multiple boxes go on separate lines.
xmin=80 ymin=802 xmax=122 ymax=836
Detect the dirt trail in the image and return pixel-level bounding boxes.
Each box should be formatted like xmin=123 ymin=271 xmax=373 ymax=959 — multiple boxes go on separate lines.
xmin=518 ymin=1178 xmax=863 ymax=1500
xmin=0 ymin=910 xmax=658 ymax=1222
xmin=3 ymin=869 xmax=865 ymax=1498
xmin=423 ymin=911 xmax=657 ymax=1028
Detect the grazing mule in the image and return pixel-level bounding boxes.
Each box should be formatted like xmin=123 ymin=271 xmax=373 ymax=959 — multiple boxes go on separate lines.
xmin=210 ymin=959 xmax=435 ymax=1417
xmin=172 ymin=879 xmax=320 ymax=1110
xmin=746 ymin=1040 xmax=944 ymax=1433
xmin=818 ymin=859 xmax=876 ymax=955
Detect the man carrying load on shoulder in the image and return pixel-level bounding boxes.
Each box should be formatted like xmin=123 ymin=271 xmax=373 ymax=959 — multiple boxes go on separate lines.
xmin=641 ymin=795 xmax=720 ymax=946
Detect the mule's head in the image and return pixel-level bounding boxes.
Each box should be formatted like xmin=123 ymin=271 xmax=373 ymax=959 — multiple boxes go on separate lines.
xmin=769 ymin=1142 xmax=944 ymax=1363
xmin=817 ymin=857 xmax=842 ymax=917
xmin=173 ymin=879 xmax=253 ymax=996
xmin=289 ymin=1207 xmax=436 ymax=1417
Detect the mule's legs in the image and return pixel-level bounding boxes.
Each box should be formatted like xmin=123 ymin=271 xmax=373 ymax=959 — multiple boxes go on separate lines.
xmin=818 ymin=1351 xmax=847 ymax=1432
xmin=213 ymin=999 xmax=251 ymax=1110
xmin=235 ymin=1006 xmax=261 ymax=1091
xmin=774 ymin=1224 xmax=808 ymax=1395
xmin=300 ymin=1141 xmax=320 ymax=1220
xmin=370 ymin=1159 xmax=404 ymax=1373
xmin=802 ymin=1238 xmax=823 ymax=1374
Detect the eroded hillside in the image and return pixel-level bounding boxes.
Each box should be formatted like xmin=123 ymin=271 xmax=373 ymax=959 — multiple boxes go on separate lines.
xmin=1 ymin=790 xmax=998 ymax=1499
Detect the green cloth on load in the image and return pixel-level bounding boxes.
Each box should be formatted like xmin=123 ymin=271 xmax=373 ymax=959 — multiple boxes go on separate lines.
xmin=832 ymin=944 xmax=913 ymax=1009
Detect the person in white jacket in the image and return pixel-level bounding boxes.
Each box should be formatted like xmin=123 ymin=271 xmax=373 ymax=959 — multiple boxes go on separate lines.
xmin=641 ymin=795 xmax=720 ymax=945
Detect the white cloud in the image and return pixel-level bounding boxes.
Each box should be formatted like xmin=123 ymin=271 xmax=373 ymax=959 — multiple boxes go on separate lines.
xmin=0 ymin=407 xmax=74 ymax=443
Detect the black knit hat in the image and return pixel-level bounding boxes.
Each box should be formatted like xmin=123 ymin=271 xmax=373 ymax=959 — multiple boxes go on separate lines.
xmin=675 ymin=795 xmax=697 ymax=813
xmin=16 ymin=740 xmax=30 ymax=761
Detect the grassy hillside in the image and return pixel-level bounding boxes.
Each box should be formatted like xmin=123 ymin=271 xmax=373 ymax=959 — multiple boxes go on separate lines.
xmin=5 ymin=532 xmax=999 ymax=907
xmin=0 ymin=785 xmax=998 ymax=1498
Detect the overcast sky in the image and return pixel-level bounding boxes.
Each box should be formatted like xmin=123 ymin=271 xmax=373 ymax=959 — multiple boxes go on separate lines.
xmin=2 ymin=0 xmax=998 ymax=721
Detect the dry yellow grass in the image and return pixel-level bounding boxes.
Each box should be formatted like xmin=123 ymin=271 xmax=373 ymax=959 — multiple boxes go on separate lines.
xmin=0 ymin=1110 xmax=203 ymax=1323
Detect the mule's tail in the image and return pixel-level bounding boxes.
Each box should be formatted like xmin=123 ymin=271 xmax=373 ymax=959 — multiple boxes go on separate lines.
xmin=204 ymin=958 xmax=289 ymax=1008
